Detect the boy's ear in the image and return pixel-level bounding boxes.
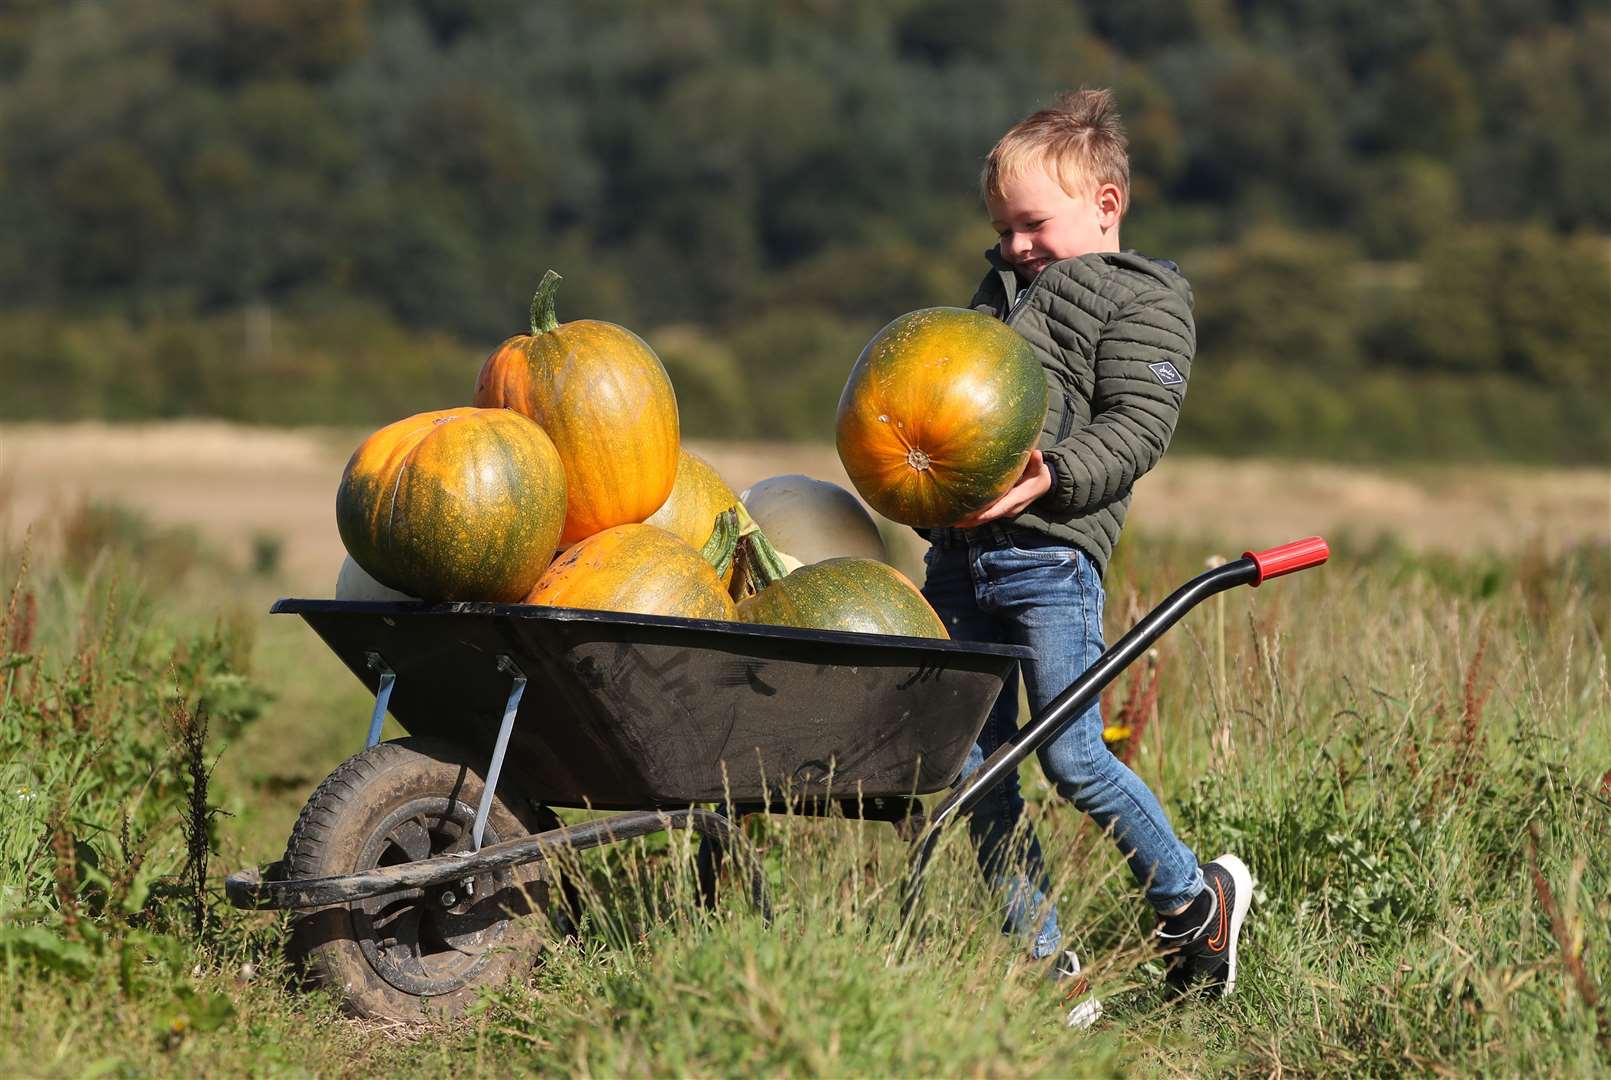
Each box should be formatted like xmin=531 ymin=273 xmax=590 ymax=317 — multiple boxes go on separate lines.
xmin=1095 ymin=183 xmax=1123 ymax=230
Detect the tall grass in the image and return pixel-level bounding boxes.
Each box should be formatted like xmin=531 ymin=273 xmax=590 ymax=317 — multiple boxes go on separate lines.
xmin=1 ymin=492 xmax=1606 ymax=1076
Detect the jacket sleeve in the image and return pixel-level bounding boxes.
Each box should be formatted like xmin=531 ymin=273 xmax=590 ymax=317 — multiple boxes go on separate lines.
xmin=1039 ymin=287 xmax=1194 ymax=514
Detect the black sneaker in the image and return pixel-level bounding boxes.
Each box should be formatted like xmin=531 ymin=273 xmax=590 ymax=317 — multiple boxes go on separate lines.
xmin=1155 ymin=854 xmax=1252 ymax=998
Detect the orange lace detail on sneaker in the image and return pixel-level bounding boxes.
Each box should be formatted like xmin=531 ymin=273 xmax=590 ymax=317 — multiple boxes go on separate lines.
xmin=1059 ymin=975 xmax=1091 ymax=1006
xmin=1205 ymin=878 xmax=1229 ymax=951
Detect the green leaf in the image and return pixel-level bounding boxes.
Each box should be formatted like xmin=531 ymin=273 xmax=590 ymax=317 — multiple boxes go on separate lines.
xmin=0 ymin=924 xmax=95 ymax=978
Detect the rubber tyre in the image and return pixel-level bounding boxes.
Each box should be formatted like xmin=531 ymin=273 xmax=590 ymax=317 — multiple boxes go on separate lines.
xmin=283 ymin=737 xmax=561 ymax=1020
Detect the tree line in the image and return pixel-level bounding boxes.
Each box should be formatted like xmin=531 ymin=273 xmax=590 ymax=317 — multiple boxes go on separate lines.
xmin=1 ymin=0 xmax=1606 ymax=461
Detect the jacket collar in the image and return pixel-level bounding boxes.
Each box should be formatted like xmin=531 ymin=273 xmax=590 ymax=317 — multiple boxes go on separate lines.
xmin=983 ymin=248 xmax=1020 ymax=313
xmin=982 ymin=247 xmax=1193 ymax=309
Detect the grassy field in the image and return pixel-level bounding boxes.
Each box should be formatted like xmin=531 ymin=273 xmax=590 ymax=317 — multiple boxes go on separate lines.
xmin=1 ymin=426 xmax=1607 ymax=1076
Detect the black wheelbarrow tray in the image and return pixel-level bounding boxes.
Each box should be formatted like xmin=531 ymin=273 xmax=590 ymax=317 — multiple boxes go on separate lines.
xmin=226 ymin=536 xmax=1328 ymax=1019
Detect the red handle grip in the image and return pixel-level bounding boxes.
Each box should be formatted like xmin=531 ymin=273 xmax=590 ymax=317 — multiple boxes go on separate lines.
xmin=1242 ymin=536 xmax=1329 ymax=586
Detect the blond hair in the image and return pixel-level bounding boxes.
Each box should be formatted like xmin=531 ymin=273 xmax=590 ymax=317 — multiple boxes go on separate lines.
xmin=981 ymin=88 xmax=1130 ymax=214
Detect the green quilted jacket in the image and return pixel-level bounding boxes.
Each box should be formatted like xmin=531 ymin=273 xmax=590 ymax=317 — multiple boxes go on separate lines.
xmin=965 ymin=248 xmax=1196 ymax=576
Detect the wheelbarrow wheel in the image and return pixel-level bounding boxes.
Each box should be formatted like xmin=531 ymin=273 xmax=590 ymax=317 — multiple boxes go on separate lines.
xmin=283 ymin=737 xmax=565 ymax=1020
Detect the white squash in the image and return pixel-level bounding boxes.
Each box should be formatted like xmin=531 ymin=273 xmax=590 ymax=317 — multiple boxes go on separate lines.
xmin=740 ymin=474 xmax=889 ymax=568
xmin=335 ymin=554 xmax=418 ymax=602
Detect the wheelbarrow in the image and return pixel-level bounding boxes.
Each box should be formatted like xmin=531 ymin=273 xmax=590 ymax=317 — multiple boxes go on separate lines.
xmin=226 ymin=537 xmax=1329 ymax=1019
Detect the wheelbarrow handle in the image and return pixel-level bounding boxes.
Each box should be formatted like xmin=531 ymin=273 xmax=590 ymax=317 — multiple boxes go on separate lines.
xmin=1244 ymin=536 xmax=1329 ymax=585
xmin=900 ymin=535 xmax=1330 ymax=928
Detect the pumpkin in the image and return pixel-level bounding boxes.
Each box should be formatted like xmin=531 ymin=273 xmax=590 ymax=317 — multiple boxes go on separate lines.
xmin=835 ymin=307 xmax=1047 ymax=528
xmin=740 ymin=474 xmax=888 ymax=569
xmin=335 ymin=554 xmax=416 ymax=602
xmin=474 ymin=270 xmax=680 ymax=545
xmin=736 ymin=557 xmax=948 ymax=639
xmin=645 ymin=448 xmax=742 ymax=584
xmin=335 ymin=407 xmax=566 ymax=602
xmin=524 ymin=523 xmax=736 ymax=621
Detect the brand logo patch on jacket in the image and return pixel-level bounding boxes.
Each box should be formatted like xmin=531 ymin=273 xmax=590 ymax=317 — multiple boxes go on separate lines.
xmin=1148 ymin=361 xmax=1185 ymax=386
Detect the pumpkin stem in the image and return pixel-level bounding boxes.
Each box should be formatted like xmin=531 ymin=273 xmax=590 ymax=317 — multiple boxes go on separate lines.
xmin=728 ymin=502 xmax=792 ymax=598
xmin=529 ymin=269 xmax=563 ymax=335
xmin=700 ymin=509 xmax=741 ymax=580
xmin=747 ymin=529 xmax=790 ymax=586
xmin=732 ymin=528 xmax=790 ymax=598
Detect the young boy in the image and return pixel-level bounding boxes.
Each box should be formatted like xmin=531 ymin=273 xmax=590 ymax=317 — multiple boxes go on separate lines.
xmin=919 ymin=89 xmax=1251 ymax=1020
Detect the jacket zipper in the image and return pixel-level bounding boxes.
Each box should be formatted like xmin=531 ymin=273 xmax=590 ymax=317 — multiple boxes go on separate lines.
xmin=1056 ymin=393 xmax=1075 ymax=441
xmin=1002 ymin=276 xmax=1042 ymax=326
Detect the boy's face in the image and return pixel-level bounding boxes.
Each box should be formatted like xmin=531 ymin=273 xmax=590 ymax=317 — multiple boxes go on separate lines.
xmin=986 ymin=164 xmax=1122 ymax=281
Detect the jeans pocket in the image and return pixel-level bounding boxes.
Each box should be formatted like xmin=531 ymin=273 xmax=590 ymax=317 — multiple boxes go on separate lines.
xmin=1006 ymin=542 xmax=1078 ymax=564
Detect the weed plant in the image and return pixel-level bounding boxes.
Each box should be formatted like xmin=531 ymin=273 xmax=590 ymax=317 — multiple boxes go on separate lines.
xmin=1 ymin=496 xmax=1606 ymax=1076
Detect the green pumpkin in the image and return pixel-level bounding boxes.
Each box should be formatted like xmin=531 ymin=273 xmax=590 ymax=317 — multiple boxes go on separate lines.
xmin=736 ymin=558 xmax=948 ymax=639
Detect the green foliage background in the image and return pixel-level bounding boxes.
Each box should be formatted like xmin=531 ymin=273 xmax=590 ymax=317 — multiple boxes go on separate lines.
xmin=1 ymin=0 xmax=1606 ymax=461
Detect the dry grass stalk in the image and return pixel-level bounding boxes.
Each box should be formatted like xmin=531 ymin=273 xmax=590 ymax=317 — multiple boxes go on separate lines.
xmin=1426 ymin=625 xmax=1496 ymax=806
xmin=1246 ymin=610 xmax=1269 ymax=713
xmin=48 ymin=793 xmax=80 ymax=935
xmin=2 ymin=534 xmax=32 ymax=650
xmin=110 ymin=810 xmax=146 ymax=914
xmin=168 ymin=680 xmax=216 ymax=943
xmin=1115 ymin=652 xmax=1165 ymax=768
xmin=7 ymin=588 xmax=36 ymax=655
xmin=1525 ymin=821 xmax=1611 ymax=1053
xmin=1452 ymin=625 xmax=1492 ymax=790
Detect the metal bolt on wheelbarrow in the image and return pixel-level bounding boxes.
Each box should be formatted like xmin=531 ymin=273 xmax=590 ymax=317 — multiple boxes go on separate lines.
xmin=226 ymin=536 xmax=1329 ymax=1020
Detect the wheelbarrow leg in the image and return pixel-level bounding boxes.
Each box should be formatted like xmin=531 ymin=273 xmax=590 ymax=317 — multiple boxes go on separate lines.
xmin=694 ymin=816 xmax=725 ymax=909
xmin=361 ymin=652 xmax=395 ymax=751
xmin=691 ymin=806 xmax=770 ymax=921
xmin=471 ymin=656 xmax=527 ymax=852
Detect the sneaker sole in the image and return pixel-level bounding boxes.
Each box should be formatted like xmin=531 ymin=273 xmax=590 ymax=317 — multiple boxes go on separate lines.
xmin=1212 ymin=853 xmax=1253 ymax=996
xmin=1067 ymin=996 xmax=1103 ymax=1030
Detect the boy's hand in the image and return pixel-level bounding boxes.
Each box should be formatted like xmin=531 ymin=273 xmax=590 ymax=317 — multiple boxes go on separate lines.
xmin=951 ymin=449 xmax=1051 ymax=527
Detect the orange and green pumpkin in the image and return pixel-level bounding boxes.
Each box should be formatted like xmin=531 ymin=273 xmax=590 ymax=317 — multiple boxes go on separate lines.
xmin=736 ymin=558 xmax=948 ymax=639
xmin=336 ymin=408 xmax=566 ymax=602
xmin=835 ymin=307 xmax=1046 ymax=528
xmin=524 ymin=524 xmax=736 ymax=621
xmin=644 ymin=448 xmax=741 ymax=584
xmin=474 ymin=270 xmax=680 ymax=546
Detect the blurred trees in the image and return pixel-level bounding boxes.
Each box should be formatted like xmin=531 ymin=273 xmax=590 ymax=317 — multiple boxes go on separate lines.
xmin=0 ymin=0 xmax=1605 ymax=463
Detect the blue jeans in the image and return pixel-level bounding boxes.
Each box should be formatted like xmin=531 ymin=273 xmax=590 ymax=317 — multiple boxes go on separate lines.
xmin=921 ymin=525 xmax=1203 ymax=957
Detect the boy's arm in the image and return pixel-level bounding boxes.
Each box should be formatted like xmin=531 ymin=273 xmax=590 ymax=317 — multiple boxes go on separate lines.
xmin=1038 ymin=287 xmax=1194 ymax=514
